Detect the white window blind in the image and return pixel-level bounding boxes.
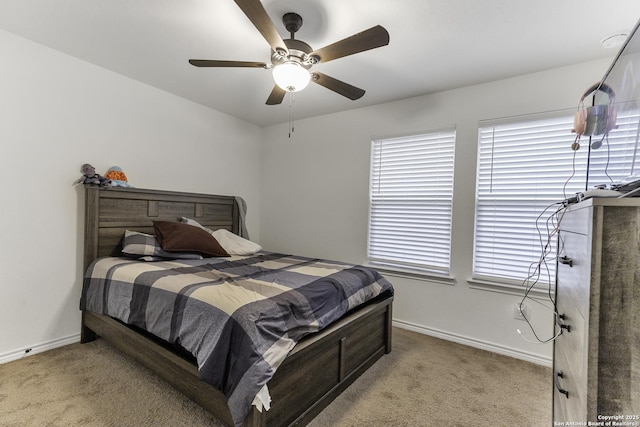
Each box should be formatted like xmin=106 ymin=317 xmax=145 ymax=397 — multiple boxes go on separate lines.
xmin=474 ymin=110 xmax=640 ymax=285
xmin=368 ymin=128 xmax=455 ymax=274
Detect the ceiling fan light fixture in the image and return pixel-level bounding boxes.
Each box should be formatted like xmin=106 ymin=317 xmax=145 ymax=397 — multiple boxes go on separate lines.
xmin=272 ymin=62 xmax=311 ymax=92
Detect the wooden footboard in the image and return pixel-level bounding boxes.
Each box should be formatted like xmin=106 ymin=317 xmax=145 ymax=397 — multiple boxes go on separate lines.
xmin=82 ymin=294 xmax=392 ymax=427
xmin=264 ymin=294 xmax=393 ymax=426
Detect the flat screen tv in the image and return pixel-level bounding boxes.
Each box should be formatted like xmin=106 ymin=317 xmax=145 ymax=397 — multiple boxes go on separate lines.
xmin=584 ymin=18 xmax=640 ymax=191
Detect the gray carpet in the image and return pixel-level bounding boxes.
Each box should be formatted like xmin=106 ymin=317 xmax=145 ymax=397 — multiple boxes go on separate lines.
xmin=0 ymin=328 xmax=551 ymax=426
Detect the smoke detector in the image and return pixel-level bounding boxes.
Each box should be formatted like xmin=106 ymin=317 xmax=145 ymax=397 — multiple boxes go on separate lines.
xmin=600 ymin=32 xmax=628 ymax=49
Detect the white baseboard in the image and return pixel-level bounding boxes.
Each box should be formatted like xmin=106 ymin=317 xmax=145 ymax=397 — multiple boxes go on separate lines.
xmin=0 ymin=333 xmax=81 ymax=365
xmin=393 ymin=319 xmax=552 ymax=367
xmin=2 ymin=324 xmax=551 ymax=368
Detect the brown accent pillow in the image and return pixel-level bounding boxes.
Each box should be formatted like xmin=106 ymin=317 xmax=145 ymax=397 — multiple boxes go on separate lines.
xmin=153 ymin=221 xmax=229 ymax=257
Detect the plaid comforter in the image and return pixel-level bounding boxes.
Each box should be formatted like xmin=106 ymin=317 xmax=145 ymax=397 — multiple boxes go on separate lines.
xmin=80 ymin=252 xmax=393 ymax=426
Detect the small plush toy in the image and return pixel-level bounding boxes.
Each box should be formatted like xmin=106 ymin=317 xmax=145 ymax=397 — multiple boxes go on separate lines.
xmin=104 ymin=166 xmax=133 ymax=187
xmin=77 ymin=163 xmax=111 ymax=187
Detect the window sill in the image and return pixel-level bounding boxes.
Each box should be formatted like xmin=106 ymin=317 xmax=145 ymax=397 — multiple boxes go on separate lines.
xmin=467 ymin=278 xmax=555 ymax=298
xmin=370 ymin=265 xmax=456 ymax=286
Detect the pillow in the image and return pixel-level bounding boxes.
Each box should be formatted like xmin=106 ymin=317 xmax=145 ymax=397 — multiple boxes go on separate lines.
xmin=181 ymin=216 xmax=207 ymax=230
xmin=153 ymin=221 xmax=229 ymax=257
xmin=212 ymin=229 xmax=262 ymax=255
xmin=180 ymin=217 xmax=262 ymax=255
xmin=121 ymin=230 xmax=203 ymax=261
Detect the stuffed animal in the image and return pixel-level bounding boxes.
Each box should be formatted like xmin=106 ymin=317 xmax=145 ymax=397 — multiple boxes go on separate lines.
xmin=77 ymin=163 xmax=111 ymax=187
xmin=104 ymin=166 xmax=133 ymax=187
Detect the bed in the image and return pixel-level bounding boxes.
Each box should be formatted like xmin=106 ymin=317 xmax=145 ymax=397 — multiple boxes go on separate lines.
xmin=79 ymin=185 xmax=394 ymax=427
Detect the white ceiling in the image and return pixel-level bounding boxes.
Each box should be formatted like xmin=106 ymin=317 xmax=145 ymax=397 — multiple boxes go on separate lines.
xmin=1 ymin=0 xmax=639 ymax=126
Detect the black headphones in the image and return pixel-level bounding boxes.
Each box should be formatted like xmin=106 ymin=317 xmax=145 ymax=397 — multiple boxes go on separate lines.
xmin=571 ymin=82 xmax=617 ymax=150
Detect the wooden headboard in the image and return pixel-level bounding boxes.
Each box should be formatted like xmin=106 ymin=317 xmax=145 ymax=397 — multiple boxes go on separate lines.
xmin=83 ymin=186 xmax=239 ymax=269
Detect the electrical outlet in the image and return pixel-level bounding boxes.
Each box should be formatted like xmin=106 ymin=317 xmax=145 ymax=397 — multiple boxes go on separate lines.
xmin=513 ymin=303 xmax=529 ymax=321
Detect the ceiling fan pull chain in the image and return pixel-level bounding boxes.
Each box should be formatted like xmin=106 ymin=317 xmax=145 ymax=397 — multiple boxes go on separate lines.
xmin=288 ymin=92 xmax=296 ymax=138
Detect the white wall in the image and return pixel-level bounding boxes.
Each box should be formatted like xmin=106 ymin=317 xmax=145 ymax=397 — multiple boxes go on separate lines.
xmin=0 ymin=30 xmax=263 ymax=361
xmin=260 ymin=57 xmax=615 ymax=365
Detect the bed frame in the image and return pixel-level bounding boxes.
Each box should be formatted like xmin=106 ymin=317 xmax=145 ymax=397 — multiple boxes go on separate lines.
xmin=80 ymin=186 xmax=394 ymax=427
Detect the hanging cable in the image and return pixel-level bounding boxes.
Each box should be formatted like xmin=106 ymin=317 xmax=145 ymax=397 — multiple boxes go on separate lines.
xmin=602 ymin=132 xmax=613 ymax=184
xmin=562 ymin=148 xmax=578 ymax=199
xmin=517 ymin=201 xmax=569 ymax=344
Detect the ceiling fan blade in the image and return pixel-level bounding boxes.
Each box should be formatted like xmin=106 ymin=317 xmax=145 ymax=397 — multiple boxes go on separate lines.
xmin=266 ymin=85 xmax=286 ymax=105
xmin=311 ymin=72 xmax=365 ymax=100
xmin=233 ymin=0 xmax=288 ymax=54
xmin=189 ymin=59 xmax=268 ymax=68
xmin=310 ymin=25 xmax=389 ymax=63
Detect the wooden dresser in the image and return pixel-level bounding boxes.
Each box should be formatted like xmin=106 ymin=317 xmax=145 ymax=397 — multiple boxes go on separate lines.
xmin=553 ymin=198 xmax=640 ymax=423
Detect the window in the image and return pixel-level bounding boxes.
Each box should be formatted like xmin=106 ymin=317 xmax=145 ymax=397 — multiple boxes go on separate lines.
xmin=368 ymin=128 xmax=456 ymax=274
xmin=473 ymin=110 xmax=640 ymax=286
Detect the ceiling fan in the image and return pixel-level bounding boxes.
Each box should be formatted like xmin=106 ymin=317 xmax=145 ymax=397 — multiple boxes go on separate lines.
xmin=188 ymin=0 xmax=390 ymax=105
